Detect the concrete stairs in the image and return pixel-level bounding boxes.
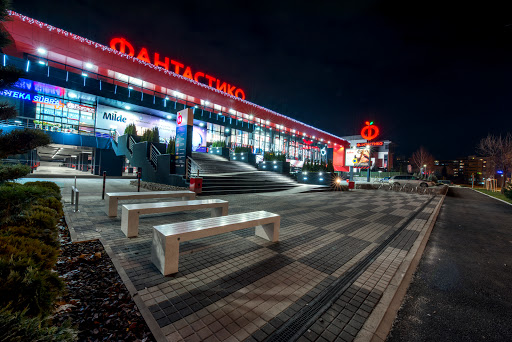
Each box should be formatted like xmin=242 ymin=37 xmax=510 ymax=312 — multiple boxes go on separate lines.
xmin=190 ymin=152 xmax=301 ymax=195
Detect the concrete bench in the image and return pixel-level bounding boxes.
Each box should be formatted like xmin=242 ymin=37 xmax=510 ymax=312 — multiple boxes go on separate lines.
xmin=121 ymin=199 xmax=228 ymax=238
xmin=151 ymin=210 xmax=280 ymax=275
xmin=105 ymin=191 xmax=195 ymax=217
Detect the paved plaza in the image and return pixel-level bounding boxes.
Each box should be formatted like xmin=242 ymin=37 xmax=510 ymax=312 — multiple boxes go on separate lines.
xmin=51 ymin=178 xmax=443 ymax=342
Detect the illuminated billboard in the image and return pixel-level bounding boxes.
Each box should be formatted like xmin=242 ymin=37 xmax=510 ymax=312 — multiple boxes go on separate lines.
xmin=345 ymin=146 xmax=371 ymax=167
xmin=96 ymin=105 xmax=206 ymax=150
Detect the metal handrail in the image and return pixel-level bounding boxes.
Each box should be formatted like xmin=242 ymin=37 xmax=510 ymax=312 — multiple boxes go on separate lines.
xmin=186 ymin=156 xmax=201 ymax=179
xmin=113 ymin=130 xmax=121 ymax=144
xmin=128 ymin=135 xmax=136 ymax=154
xmin=150 ymin=143 xmax=161 ymax=169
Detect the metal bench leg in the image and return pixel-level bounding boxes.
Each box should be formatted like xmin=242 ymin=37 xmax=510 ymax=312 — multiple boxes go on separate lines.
xmin=121 ymin=208 xmax=139 ymax=238
xmin=151 ymin=231 xmax=180 ymax=276
xmin=105 ymin=195 xmax=118 ymax=217
xmin=211 ymin=205 xmax=228 ymax=217
xmin=255 ymin=221 xmax=280 ymax=242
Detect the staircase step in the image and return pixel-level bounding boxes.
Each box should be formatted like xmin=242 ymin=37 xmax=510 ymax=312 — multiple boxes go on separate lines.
xmin=189 ymin=152 xmax=301 ymax=195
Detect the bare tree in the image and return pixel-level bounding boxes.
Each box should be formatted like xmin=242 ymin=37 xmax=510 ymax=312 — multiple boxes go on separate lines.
xmin=411 ymin=146 xmax=435 ymax=176
xmin=477 ymin=133 xmax=512 ymax=193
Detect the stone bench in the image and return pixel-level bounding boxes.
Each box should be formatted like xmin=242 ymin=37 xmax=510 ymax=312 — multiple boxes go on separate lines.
xmin=105 ymin=191 xmax=196 ymax=217
xmin=121 ymin=199 xmax=229 ymax=238
xmin=151 ymin=211 xmax=280 ymax=275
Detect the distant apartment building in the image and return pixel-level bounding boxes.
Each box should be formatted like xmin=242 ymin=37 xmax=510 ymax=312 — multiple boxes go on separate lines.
xmin=434 ymin=160 xmax=459 ymax=178
xmin=435 ymin=156 xmax=489 ymax=184
xmin=394 ymin=155 xmax=411 ymax=173
xmin=463 ymin=156 xmax=490 ymax=183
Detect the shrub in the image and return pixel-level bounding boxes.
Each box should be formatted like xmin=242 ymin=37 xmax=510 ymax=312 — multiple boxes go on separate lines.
xmin=0 ymin=182 xmax=62 ymax=224
xmin=0 ymin=183 xmax=47 ymax=221
xmin=428 ymin=174 xmax=438 ymax=183
xmin=0 ymin=163 xmax=31 ymax=183
xmin=124 ymin=123 xmax=137 ymax=136
xmin=264 ymin=152 xmax=286 ymax=162
xmin=151 ymin=127 xmax=160 ymax=143
xmin=6 ymin=206 xmax=60 ymax=248
xmin=302 ymin=160 xmax=310 ymax=171
xmin=326 ymin=160 xmax=334 ymax=173
xmin=0 ymin=236 xmax=59 ymax=270
xmin=504 ymin=182 xmax=512 ymax=200
xmin=0 ymin=180 xmax=63 ymax=316
xmin=1 ymin=224 xmax=58 ymax=249
xmin=211 ymin=140 xmax=226 ymax=148
xmin=0 ymin=129 xmax=51 ymax=159
xmin=36 ymin=197 xmax=63 ymax=217
xmin=0 ymin=307 xmax=76 ymax=341
xmin=140 ymin=129 xmax=152 ymax=142
xmin=22 ymin=181 xmax=61 ymax=200
xmin=0 ymin=246 xmax=64 ymax=317
xmin=166 ymin=136 xmax=176 ymax=154
xmin=234 ymin=146 xmax=252 ymax=153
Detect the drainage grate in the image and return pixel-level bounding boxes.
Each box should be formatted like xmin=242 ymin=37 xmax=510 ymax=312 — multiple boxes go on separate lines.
xmin=266 ymin=196 xmax=436 ymax=342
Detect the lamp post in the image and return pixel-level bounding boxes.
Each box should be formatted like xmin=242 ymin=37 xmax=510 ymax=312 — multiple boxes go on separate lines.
xmin=423 ymin=164 xmax=427 ymax=179
xmin=366 ymin=144 xmax=372 ymax=183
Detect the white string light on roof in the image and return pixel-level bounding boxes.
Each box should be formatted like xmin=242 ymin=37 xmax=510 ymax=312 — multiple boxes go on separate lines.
xmin=10 ymin=10 xmax=348 ymax=144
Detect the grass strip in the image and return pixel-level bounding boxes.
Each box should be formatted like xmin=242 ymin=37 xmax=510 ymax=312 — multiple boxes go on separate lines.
xmin=475 ymin=189 xmax=512 ymax=205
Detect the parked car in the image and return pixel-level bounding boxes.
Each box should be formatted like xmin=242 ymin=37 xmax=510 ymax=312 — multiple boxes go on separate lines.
xmin=379 ymin=177 xmax=391 ymax=183
xmin=389 ymin=175 xmax=432 ymax=187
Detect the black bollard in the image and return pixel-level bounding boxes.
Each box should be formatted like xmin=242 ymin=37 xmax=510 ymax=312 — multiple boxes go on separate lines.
xmin=102 ymin=171 xmax=107 ymax=199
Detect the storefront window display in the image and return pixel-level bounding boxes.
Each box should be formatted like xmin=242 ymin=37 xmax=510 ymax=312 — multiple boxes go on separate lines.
xmin=35 ymin=101 xmax=96 ymax=134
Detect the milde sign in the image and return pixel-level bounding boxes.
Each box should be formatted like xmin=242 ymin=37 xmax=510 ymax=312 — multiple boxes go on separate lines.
xmin=102 ymin=112 xmax=127 ymax=123
xmin=110 ymin=38 xmax=246 ymax=100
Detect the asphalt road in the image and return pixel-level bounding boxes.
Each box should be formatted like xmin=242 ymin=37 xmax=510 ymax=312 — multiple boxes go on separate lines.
xmin=387 ymin=187 xmax=512 ymax=342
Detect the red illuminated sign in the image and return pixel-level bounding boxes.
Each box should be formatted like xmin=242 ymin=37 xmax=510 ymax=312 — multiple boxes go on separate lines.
xmin=361 ymin=121 xmax=379 ymax=141
xmin=177 ymin=113 xmax=183 ymax=125
xmin=356 ymin=141 xmax=383 ymax=147
xmin=110 ymin=38 xmax=246 ymax=100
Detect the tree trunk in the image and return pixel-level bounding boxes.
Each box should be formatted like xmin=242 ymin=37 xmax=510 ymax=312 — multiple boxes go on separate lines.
xmin=501 ymin=167 xmax=507 ymax=194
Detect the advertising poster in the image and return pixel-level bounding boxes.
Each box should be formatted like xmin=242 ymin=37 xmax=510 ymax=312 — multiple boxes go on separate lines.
xmin=96 ymin=104 xmax=176 ymax=140
xmin=192 ymin=126 xmax=207 ymax=152
xmin=345 ymin=146 xmax=371 ymax=167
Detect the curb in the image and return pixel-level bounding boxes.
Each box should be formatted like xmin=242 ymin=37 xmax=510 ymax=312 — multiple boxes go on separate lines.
xmin=469 ymin=188 xmax=512 ymax=207
xmin=63 ymin=206 xmax=78 ymax=242
xmin=101 ymin=240 xmax=168 ymax=342
xmin=354 ymin=192 xmax=447 ymax=342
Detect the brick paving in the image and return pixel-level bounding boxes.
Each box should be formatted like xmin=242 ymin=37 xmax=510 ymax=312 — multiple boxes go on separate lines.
xmin=60 ymin=179 xmax=441 ymax=342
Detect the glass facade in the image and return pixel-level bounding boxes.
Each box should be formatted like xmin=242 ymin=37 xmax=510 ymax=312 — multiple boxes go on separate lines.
xmin=1 ymin=75 xmax=327 ymax=163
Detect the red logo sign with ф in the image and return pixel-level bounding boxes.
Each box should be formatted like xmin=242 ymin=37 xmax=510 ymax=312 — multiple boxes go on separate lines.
xmin=361 ymin=125 xmax=379 ymax=141
xmin=177 ymin=114 xmax=183 ymax=125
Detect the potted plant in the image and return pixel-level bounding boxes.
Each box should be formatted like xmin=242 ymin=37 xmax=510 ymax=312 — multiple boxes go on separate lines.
xmin=258 ymin=153 xmax=290 ymax=173
xmin=230 ymin=146 xmax=256 ymax=164
xmin=209 ymin=140 xmax=230 ymax=158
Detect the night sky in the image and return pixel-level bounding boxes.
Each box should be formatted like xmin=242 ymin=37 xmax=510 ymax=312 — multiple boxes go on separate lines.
xmin=13 ymin=0 xmax=512 ymax=159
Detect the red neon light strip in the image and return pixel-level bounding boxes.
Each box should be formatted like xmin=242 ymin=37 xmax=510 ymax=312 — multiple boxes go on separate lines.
xmin=7 ymin=10 xmax=349 ymax=146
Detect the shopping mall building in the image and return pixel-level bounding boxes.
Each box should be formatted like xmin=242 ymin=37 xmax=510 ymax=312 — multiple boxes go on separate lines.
xmin=0 ymin=11 xmax=350 ymax=176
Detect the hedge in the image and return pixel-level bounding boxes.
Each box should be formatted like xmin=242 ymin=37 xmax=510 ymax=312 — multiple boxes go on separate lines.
xmin=0 ymin=181 xmax=67 ymax=320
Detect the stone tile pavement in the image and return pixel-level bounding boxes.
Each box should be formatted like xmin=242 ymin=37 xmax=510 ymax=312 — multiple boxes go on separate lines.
xmin=57 ymin=178 xmax=442 ymax=342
